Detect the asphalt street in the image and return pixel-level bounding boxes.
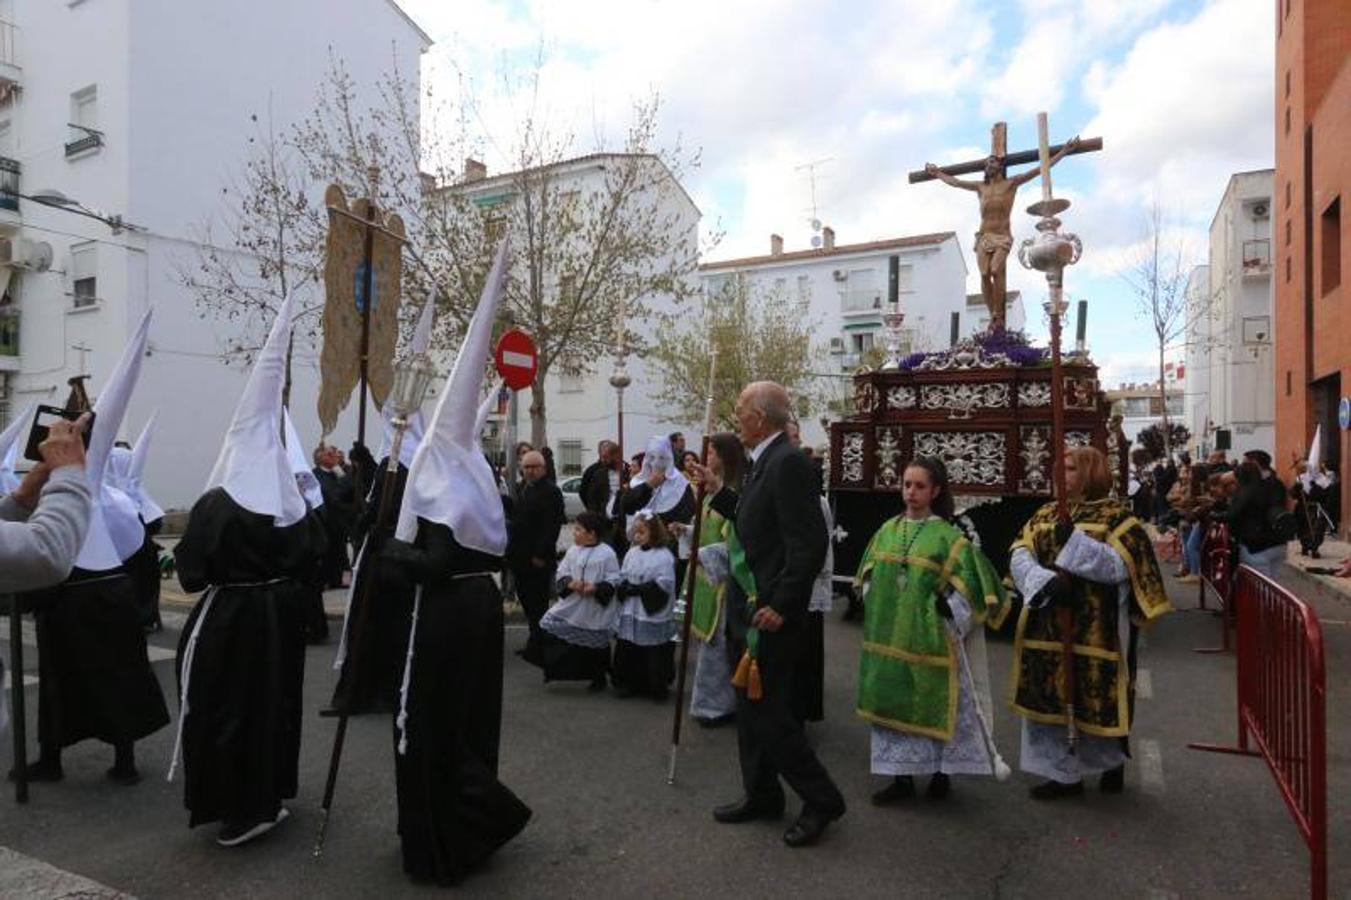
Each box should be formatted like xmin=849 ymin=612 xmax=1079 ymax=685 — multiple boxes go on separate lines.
xmin=2 ymin=566 xmax=1349 ymax=899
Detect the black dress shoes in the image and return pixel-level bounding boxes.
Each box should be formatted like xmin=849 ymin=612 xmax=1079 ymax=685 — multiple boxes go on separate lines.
xmin=712 ymin=795 xmax=785 ymax=824
xmin=782 ymin=807 xmax=839 ymax=848
xmin=1099 ymin=765 xmax=1125 ymax=793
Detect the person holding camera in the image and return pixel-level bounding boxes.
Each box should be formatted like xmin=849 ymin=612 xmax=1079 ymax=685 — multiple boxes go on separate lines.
xmin=0 ymin=416 xmax=93 ymax=594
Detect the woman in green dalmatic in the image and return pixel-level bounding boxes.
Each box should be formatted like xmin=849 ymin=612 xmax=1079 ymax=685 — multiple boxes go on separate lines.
xmin=855 ymin=457 xmax=1009 ymax=804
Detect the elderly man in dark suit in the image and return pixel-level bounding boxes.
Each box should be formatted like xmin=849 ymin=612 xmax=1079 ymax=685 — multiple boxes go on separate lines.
xmin=698 ymin=381 xmax=846 ymax=848
xmin=508 ymin=450 xmax=566 ymax=663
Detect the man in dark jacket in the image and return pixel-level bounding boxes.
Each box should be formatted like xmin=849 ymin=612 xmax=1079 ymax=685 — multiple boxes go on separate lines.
xmin=508 ymin=450 xmax=565 ymax=662
xmin=579 ymin=440 xmax=618 ymax=514
xmin=313 ymin=444 xmax=356 ymax=589
xmin=702 ymin=381 xmax=846 ymax=849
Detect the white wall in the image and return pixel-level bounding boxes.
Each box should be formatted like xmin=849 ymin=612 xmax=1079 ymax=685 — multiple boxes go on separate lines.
xmin=6 ymin=0 xmax=428 ymax=507
xmin=1188 ymin=170 xmax=1275 ymax=458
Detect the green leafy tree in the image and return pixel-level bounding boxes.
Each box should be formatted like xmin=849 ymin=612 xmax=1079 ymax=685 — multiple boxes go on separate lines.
xmin=649 ymin=276 xmax=821 ymax=430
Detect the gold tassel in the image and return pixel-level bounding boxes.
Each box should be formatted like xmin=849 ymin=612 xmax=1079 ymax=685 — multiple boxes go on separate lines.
xmin=747 ymin=660 xmax=763 ymax=701
xmin=731 ymin=649 xmax=751 ymax=689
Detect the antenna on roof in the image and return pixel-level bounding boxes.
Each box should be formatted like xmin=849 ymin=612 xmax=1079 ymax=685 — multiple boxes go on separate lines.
xmin=795 ymin=157 xmax=833 ymax=245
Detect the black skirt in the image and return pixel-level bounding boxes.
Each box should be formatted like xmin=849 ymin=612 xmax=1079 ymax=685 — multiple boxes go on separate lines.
xmin=538 ymin=633 xmax=610 ymax=683
xmin=610 ymin=639 xmax=673 ymax=697
xmin=395 ymin=576 xmax=531 ymax=884
xmin=32 ymin=570 xmax=169 ymax=750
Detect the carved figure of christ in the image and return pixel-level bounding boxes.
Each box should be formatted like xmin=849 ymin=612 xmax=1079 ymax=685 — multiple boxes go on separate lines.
xmin=917 ymin=122 xmax=1086 ymax=331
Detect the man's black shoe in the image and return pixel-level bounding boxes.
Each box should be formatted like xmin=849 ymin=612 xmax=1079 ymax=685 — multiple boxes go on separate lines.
xmin=783 ymin=807 xmax=837 ymax=848
xmin=712 ymin=795 xmax=784 ymax=824
xmin=1099 ymin=765 xmax=1125 ymax=794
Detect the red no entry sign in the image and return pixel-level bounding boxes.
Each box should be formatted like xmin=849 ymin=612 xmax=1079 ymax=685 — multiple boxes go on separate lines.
xmin=495 ymin=328 xmax=538 ymax=390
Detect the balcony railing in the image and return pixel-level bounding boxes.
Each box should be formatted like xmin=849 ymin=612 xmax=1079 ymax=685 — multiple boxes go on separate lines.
xmin=65 ymin=125 xmax=104 ymax=158
xmin=0 ymin=156 xmax=17 ymax=212
xmin=0 ymin=309 xmax=18 ymax=357
xmin=1242 ymin=238 xmax=1271 ymax=274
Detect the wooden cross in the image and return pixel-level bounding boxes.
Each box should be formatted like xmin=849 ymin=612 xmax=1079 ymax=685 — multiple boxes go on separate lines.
xmin=907 ymin=120 xmax=1103 ymax=331
xmin=907 ymin=122 xmax=1102 ymax=184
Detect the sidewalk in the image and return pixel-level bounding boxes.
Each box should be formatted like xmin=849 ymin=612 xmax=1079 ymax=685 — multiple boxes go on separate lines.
xmin=1279 ymin=536 xmax=1351 ymax=614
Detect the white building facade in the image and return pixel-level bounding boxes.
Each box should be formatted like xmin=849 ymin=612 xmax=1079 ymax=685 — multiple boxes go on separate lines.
xmin=0 ymin=0 xmax=429 ymax=508
xmin=698 ymin=230 xmax=1024 ymax=448
xmin=447 ymin=154 xmax=703 ymax=481
xmin=1185 ymin=169 xmax=1275 ymax=458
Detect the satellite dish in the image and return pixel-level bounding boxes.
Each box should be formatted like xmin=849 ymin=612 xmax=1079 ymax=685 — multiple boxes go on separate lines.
xmin=810 ymin=235 xmax=823 ymax=248
xmin=811 ymin=218 xmax=822 ymax=231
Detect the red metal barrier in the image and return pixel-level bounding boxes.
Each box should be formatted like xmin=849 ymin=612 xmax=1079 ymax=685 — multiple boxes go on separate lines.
xmin=1195 ymin=521 xmax=1235 ymax=653
xmin=1190 ymin=565 xmax=1327 ymax=899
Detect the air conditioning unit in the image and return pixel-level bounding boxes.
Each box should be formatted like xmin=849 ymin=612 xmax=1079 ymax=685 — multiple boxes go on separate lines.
xmin=0 ymin=237 xmax=54 ymax=272
xmin=832 ymin=269 xmax=848 ymax=282
xmin=828 ymin=337 xmax=845 ymax=354
xmin=1251 ymin=202 xmax=1269 ymax=219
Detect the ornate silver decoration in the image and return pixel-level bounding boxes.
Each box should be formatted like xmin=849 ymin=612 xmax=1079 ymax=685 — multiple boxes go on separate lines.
xmin=1106 ymin=426 xmax=1122 ymax=498
xmin=840 ymin=431 xmax=865 ymax=484
xmin=885 ymin=385 xmax=917 ymax=411
xmin=913 ymin=338 xmax=1017 ymax=372
xmin=1065 ymin=430 xmax=1092 ymax=448
xmin=913 ymin=431 xmax=1005 ymax=486
xmin=1019 ymin=426 xmax=1050 ymax=493
xmin=874 ymin=427 xmax=903 ymax=488
xmin=1017 ymin=381 xmax=1052 ymax=408
xmin=920 ymin=382 xmax=1011 ymax=419
xmin=854 ymin=380 xmax=875 ymax=415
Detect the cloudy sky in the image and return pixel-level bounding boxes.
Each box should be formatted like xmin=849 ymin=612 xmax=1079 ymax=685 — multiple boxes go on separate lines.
xmin=398 ymin=0 xmax=1274 ymax=386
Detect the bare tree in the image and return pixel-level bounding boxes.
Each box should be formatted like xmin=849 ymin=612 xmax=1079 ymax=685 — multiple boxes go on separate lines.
xmin=442 ymin=88 xmax=704 ymax=447
xmin=184 ymin=52 xmax=702 ymax=447
xmin=1118 ymin=203 xmax=1200 ymax=460
xmin=649 ymin=277 xmax=821 ymax=430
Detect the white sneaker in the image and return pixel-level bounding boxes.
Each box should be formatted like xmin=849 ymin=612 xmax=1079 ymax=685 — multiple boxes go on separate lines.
xmin=217 ymin=806 xmax=290 ymax=847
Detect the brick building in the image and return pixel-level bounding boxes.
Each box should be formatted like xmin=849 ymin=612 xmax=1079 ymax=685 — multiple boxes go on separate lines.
xmin=1273 ymin=0 xmax=1351 ymax=537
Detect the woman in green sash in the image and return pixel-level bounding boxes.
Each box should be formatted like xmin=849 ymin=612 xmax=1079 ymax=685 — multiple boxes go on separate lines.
xmin=855 ymin=457 xmax=1008 ymax=804
xmin=684 ymin=434 xmax=749 ymax=726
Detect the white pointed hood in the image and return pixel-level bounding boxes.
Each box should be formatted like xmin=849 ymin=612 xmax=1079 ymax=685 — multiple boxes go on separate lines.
xmin=0 ymin=402 xmax=35 ymax=495
xmin=127 ymin=412 xmax=165 ymax=522
xmin=204 ymin=294 xmax=306 ymax=527
xmin=284 ymin=407 xmax=324 ymax=509
xmin=76 ymin=309 xmax=153 ymax=570
xmin=395 ymin=240 xmax=509 ymax=554
xmin=378 ymin=295 xmax=435 ymax=469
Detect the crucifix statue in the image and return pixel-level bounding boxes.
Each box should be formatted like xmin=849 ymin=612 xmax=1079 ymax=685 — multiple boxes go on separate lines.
xmin=909 ymin=122 xmax=1102 ymax=332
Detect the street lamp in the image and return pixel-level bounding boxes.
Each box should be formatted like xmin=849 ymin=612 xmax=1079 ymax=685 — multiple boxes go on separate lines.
xmin=11 ymin=187 xmax=143 ymax=234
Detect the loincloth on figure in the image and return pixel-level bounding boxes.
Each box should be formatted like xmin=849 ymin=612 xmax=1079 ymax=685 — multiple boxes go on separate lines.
xmin=973 ymin=232 xmax=1013 ymax=255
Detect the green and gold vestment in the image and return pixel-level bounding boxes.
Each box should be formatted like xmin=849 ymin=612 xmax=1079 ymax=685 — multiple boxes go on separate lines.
xmin=855 ymin=516 xmax=1008 ymax=741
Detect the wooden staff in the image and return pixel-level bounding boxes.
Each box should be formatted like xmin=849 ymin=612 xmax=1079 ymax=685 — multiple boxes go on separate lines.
xmin=313 ymin=426 xmax=409 ymax=856
xmin=667 ymin=345 xmax=718 ymax=784
xmin=7 ymin=593 xmax=26 ymax=803
xmin=1048 ymin=290 xmax=1077 ymax=753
